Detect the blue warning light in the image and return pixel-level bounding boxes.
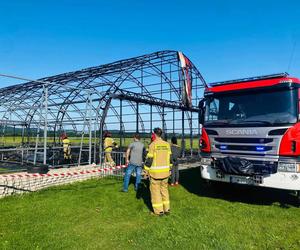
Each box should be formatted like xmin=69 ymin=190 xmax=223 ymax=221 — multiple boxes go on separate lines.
xmin=256 ymin=146 xmax=265 ymax=151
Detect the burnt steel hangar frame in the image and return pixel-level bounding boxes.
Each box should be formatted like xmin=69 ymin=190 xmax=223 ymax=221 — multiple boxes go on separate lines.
xmin=0 ymin=50 xmax=206 ymax=169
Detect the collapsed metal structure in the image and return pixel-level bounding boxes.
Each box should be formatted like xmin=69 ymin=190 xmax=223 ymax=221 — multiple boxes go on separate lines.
xmin=0 ymin=50 xmax=206 ymax=171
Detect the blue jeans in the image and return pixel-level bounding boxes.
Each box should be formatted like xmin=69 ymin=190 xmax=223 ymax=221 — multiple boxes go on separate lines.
xmin=123 ymin=164 xmax=142 ymax=192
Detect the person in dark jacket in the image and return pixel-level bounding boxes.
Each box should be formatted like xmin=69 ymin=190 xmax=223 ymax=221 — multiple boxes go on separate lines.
xmin=170 ymin=136 xmax=181 ymax=186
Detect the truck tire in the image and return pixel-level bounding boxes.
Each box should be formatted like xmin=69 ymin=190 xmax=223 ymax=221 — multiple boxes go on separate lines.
xmin=202 ymin=179 xmax=213 ymax=188
xmin=203 ymin=179 xmax=223 ymax=191
xmin=297 ymin=191 xmax=300 ymax=207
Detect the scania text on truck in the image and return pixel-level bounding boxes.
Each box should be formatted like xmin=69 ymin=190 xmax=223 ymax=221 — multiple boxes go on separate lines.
xmin=199 ymin=73 xmax=300 ymax=202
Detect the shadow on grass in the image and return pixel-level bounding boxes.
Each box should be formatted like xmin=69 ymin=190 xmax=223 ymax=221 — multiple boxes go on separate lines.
xmin=136 ymin=179 xmax=153 ymax=212
xmin=180 ymin=167 xmax=299 ymax=208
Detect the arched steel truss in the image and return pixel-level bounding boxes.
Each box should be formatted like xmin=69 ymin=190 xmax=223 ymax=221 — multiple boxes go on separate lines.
xmin=0 ymin=50 xmax=206 ymax=169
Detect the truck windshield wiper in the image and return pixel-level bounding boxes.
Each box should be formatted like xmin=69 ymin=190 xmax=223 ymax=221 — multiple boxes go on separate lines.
xmin=233 ymin=120 xmax=273 ymax=125
xmin=206 ymin=120 xmax=230 ymax=125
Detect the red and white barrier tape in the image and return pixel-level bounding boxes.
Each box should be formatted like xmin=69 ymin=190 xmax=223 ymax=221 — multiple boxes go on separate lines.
xmin=0 ymin=164 xmax=127 ymax=179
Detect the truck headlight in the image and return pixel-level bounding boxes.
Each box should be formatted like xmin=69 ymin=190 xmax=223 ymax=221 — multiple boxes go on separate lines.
xmin=277 ymin=162 xmax=296 ymax=172
xmin=201 ymin=157 xmax=212 ymax=165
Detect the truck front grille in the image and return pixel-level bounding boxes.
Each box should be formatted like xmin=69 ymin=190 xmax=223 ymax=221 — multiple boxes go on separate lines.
xmin=215 ymin=144 xmax=272 ymax=152
xmin=213 ymin=137 xmax=274 ymax=154
xmin=214 ymin=137 xmax=273 ymax=144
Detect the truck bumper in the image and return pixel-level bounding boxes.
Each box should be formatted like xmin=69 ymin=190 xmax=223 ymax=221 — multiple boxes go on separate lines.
xmin=201 ymin=164 xmax=300 ymax=191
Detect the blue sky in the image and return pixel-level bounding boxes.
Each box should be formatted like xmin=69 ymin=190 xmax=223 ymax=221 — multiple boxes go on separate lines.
xmin=0 ymin=0 xmax=300 ymax=87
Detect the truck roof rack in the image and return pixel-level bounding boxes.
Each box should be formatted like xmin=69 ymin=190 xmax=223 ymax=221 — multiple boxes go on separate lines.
xmin=209 ymin=72 xmax=289 ymax=87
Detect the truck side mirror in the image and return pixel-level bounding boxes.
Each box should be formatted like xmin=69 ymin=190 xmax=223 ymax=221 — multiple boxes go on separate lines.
xmin=198 ymin=99 xmax=206 ymax=125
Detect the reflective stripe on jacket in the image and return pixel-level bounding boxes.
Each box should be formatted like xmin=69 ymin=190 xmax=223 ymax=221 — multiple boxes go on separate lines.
xmin=145 ymin=137 xmax=172 ymax=179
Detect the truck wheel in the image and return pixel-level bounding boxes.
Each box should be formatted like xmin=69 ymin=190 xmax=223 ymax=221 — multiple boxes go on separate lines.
xmin=203 ymin=180 xmax=222 ymax=190
xmin=297 ymin=191 xmax=300 ymax=207
xmin=202 ymin=179 xmax=212 ymax=188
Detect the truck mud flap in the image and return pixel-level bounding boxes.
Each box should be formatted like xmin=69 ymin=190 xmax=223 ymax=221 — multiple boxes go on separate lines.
xmin=215 ymin=156 xmax=277 ymax=176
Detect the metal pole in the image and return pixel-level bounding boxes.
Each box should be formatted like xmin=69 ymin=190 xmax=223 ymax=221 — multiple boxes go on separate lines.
xmin=94 ymin=120 xmax=97 ymax=164
xmin=13 ymin=125 xmax=15 ymax=143
xmin=99 ymin=98 xmax=112 ymax=166
xmin=190 ymin=111 xmax=193 ymax=156
xmin=78 ymin=95 xmax=90 ymax=166
xmin=160 ymin=59 xmax=163 ymax=99
xmin=169 ymin=63 xmax=172 ymax=100
xmin=88 ymin=92 xmax=92 ymax=165
xmin=150 ymin=105 xmax=153 ymax=133
xmin=181 ymin=110 xmax=185 ymax=157
xmin=93 ymin=111 xmax=99 ymax=164
xmin=99 ymin=129 xmax=103 ymax=167
xmin=120 ymin=99 xmax=123 ymax=148
xmin=136 ymin=102 xmax=139 ymax=133
xmin=43 ymin=85 xmax=48 ymax=165
xmin=34 ymin=92 xmax=43 ymax=165
xmin=27 ymin=124 xmax=30 ymax=145
xmin=21 ymin=124 xmax=25 ymax=164
xmin=173 ymin=108 xmax=175 ymax=136
xmin=162 ymin=106 xmax=166 ymax=139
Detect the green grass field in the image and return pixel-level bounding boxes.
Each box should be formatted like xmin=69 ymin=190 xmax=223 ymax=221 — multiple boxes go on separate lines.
xmin=1 ymin=168 xmax=299 ymax=249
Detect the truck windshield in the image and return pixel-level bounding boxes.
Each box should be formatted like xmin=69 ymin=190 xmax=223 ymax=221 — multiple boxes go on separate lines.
xmin=205 ymin=88 xmax=298 ymax=127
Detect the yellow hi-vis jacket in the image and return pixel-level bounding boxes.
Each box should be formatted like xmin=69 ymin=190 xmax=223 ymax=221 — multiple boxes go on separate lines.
xmin=62 ymin=138 xmax=70 ymax=150
xmin=144 ymin=137 xmax=172 ymax=179
xmin=62 ymin=138 xmax=71 ymax=159
xmin=104 ymin=137 xmax=115 ymax=152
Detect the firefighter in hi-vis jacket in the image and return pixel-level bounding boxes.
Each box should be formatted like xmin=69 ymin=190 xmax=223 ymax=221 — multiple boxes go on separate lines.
xmin=61 ymin=133 xmax=71 ymax=164
xmin=103 ymin=131 xmax=118 ymax=166
xmin=144 ymin=128 xmax=172 ymax=216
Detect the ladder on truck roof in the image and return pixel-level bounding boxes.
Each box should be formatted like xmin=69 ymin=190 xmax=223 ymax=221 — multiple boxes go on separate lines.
xmin=209 ymin=72 xmax=289 ymax=87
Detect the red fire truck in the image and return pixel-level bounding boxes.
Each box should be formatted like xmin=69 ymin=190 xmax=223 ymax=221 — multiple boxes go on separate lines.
xmin=199 ymin=73 xmax=300 ymax=202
